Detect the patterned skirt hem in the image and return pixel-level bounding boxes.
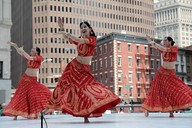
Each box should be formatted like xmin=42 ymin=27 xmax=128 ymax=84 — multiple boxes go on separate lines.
xmin=3 ymin=109 xmax=40 ymax=118
xmin=47 ymin=97 xmax=120 ymax=117
xmin=142 ymin=103 xmax=192 ymax=112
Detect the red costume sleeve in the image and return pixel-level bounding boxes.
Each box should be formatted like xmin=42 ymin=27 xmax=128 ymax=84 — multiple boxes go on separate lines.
xmin=166 ymin=46 xmax=178 ymax=53
xmin=84 ymin=36 xmax=96 ymax=46
xmin=33 ymin=56 xmax=42 ymax=62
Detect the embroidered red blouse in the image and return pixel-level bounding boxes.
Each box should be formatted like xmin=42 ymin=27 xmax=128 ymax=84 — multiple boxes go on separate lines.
xmin=27 ymin=56 xmax=42 ymax=68
xmin=158 ymin=46 xmax=178 ymax=62
xmin=69 ymin=36 xmax=96 ymax=56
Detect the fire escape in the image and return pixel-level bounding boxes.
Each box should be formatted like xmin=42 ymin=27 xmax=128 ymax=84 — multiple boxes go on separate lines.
xmin=135 ymin=52 xmax=151 ymax=102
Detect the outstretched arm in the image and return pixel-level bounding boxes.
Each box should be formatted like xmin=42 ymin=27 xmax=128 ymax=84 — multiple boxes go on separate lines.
xmin=146 ymin=35 xmax=167 ymax=52
xmin=7 ymin=42 xmax=33 ymax=60
xmin=55 ymin=17 xmax=95 ymax=45
xmin=56 ymin=17 xmax=69 ymax=41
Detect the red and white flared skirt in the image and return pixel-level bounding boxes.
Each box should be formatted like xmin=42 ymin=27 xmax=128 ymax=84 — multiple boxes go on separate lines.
xmin=142 ymin=66 xmax=192 ymax=112
xmin=3 ymin=73 xmax=52 ymax=118
xmin=48 ymin=58 xmax=120 ymax=117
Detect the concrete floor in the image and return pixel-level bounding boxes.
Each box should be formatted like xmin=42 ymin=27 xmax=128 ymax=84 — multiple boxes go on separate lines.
xmin=0 ymin=113 xmax=192 ymax=128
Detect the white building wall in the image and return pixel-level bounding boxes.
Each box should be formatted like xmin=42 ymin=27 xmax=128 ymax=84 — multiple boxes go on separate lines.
xmin=155 ymin=0 xmax=192 ymax=47
xmin=176 ymin=50 xmax=187 ymax=83
xmin=0 ymin=0 xmax=12 ymax=104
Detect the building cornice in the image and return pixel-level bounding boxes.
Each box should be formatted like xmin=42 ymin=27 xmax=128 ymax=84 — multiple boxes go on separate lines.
xmin=97 ymin=32 xmax=161 ymax=45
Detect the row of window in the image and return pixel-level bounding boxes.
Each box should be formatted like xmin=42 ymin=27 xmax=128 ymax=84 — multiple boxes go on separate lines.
xmin=175 ymin=64 xmax=185 ymax=73
xmin=34 ymin=15 xmax=153 ymax=31
xmin=34 ymin=0 xmax=153 ymax=12
xmin=50 ymin=47 xmax=76 ymax=54
xmin=95 ymin=43 xmax=160 ymax=55
xmin=94 ymin=72 xmax=114 ymax=83
xmin=117 ymin=57 xmax=161 ymax=69
xmin=119 ymin=86 xmax=150 ymax=97
xmin=34 ymin=26 xmax=154 ymax=37
xmin=92 ymin=57 xmax=113 ymax=71
xmin=93 ymin=70 xmax=155 ymax=87
xmin=92 ymin=57 xmax=161 ymax=71
xmin=155 ymin=0 xmax=192 ymax=8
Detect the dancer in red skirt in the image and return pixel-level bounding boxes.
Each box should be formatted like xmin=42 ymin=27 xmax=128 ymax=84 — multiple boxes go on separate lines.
xmin=47 ymin=18 xmax=120 ymax=123
xmin=142 ymin=35 xmax=192 ymax=117
xmin=3 ymin=42 xmax=52 ymax=120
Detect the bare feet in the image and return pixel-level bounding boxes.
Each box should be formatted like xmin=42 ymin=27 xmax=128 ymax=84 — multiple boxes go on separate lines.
xmin=84 ymin=117 xmax=90 ymax=123
xmin=144 ymin=110 xmax=149 ymax=117
xmin=13 ymin=116 xmax=17 ymax=120
xmin=169 ymin=112 xmax=174 ymax=118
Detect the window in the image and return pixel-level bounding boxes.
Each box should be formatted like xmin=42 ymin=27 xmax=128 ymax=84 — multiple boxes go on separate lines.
xmin=110 ymin=72 xmax=114 ymax=81
xmin=128 ymin=73 xmax=132 ymax=82
xmin=109 ymin=57 xmax=113 ymax=67
xmin=136 ymin=45 xmax=140 ymax=53
xmin=146 ymin=73 xmax=149 ymax=82
xmin=180 ymin=55 xmax=184 ymax=62
xmin=118 ymin=72 xmax=122 ymax=82
xmin=144 ymin=46 xmax=148 ymax=53
xmin=117 ymin=43 xmax=121 ymax=51
xmin=130 ymin=88 xmax=133 ymax=97
xmin=181 ymin=65 xmax=184 ymax=72
xmin=118 ymin=57 xmax=122 ymax=66
xmin=95 ymin=61 xmax=97 ymax=70
xmin=105 ymin=73 xmax=108 ymax=83
xmin=118 ymin=87 xmax=122 ymax=96
xmin=105 ymin=58 xmax=107 ymax=68
xmin=136 ymin=59 xmax=140 ymax=66
xmin=151 ymin=60 xmax=154 ymax=69
xmin=98 ymin=46 xmax=102 ymax=54
xmin=150 ymin=47 xmax=154 ymax=54
xmin=157 ymin=61 xmax=160 ymax=69
xmin=0 ymin=61 xmax=3 ymax=78
xmin=137 ymin=87 xmax=141 ymax=97
xmin=99 ymin=60 xmax=102 ymax=69
xmin=128 ymin=44 xmax=132 ymax=52
xmin=137 ymin=73 xmax=141 ymax=82
xmin=145 ymin=59 xmax=149 ymax=67
xmin=100 ymin=74 xmax=102 ymax=82
xmin=128 ymin=58 xmax=132 ymax=67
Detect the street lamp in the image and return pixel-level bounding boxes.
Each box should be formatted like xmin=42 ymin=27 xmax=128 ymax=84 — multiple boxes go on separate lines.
xmin=37 ymin=58 xmax=52 ymax=82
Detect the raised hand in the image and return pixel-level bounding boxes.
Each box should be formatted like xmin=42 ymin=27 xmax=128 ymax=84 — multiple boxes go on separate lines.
xmin=7 ymin=41 xmax=17 ymax=47
xmin=146 ymin=35 xmax=152 ymax=43
xmin=58 ymin=17 xmax=64 ymax=31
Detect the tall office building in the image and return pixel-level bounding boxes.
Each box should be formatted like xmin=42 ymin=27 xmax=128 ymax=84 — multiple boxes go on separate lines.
xmin=11 ymin=0 xmax=33 ymax=88
xmin=32 ymin=0 xmax=154 ymax=89
xmin=155 ymin=0 xmax=192 ymax=47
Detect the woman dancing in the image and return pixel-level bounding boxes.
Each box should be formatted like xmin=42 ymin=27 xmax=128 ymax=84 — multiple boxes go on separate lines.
xmin=48 ymin=18 xmax=120 ymax=123
xmin=3 ymin=42 xmax=52 ymax=120
xmin=142 ymin=35 xmax=192 ymax=117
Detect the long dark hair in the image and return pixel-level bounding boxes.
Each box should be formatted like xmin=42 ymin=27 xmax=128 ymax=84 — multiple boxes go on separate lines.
xmin=80 ymin=21 xmax=96 ymax=37
xmin=36 ymin=47 xmax=41 ymax=55
xmin=165 ymin=36 xmax=175 ymax=46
